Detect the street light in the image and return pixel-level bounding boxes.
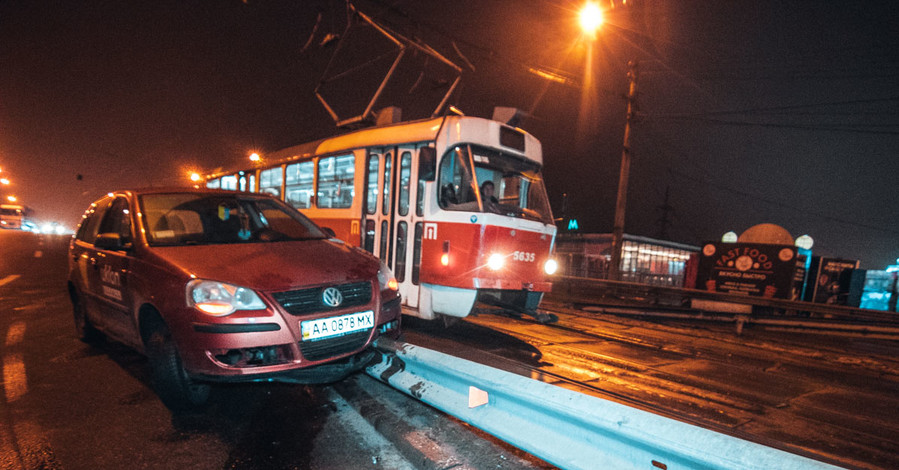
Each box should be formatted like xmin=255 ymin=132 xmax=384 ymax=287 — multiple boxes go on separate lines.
xmin=7 ymin=195 xmax=17 ymax=203
xmin=579 ymin=2 xmax=603 ymax=38
xmin=577 ymin=2 xmax=637 ymax=281
xmin=249 ymin=152 xmax=261 ymax=163
xmin=0 ymin=178 xmax=9 ymax=185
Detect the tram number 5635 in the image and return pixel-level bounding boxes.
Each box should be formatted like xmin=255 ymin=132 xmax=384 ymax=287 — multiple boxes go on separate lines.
xmin=513 ymin=251 xmax=536 ymax=262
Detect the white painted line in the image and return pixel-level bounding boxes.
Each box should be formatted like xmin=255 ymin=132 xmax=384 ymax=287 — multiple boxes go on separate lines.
xmin=0 ymin=275 xmax=21 ymax=287
xmin=3 ymin=353 xmax=27 ymax=402
xmin=5 ymin=322 xmax=26 ymax=347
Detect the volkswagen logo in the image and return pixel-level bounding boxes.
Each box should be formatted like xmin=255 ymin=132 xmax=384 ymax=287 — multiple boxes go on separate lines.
xmin=322 ymin=287 xmax=343 ymax=308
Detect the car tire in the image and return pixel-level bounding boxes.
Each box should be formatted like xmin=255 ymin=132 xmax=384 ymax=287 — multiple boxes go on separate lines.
xmin=71 ymin=289 xmax=103 ymax=344
xmin=145 ymin=322 xmax=211 ymax=412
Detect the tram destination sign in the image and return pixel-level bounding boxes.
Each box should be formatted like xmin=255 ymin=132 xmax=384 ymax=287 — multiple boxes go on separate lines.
xmin=696 ymin=242 xmax=798 ymax=299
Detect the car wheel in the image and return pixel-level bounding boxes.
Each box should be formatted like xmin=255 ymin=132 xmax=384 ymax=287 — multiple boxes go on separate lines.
xmin=71 ymin=289 xmax=103 ymax=344
xmin=145 ymin=322 xmax=211 ymax=412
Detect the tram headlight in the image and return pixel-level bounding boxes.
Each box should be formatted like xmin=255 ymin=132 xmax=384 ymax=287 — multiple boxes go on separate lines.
xmin=487 ymin=253 xmax=505 ymax=271
xmin=544 ymin=259 xmax=559 ymax=275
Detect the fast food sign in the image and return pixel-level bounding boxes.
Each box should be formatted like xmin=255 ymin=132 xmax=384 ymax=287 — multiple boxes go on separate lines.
xmin=697 ymin=242 xmax=798 ymax=299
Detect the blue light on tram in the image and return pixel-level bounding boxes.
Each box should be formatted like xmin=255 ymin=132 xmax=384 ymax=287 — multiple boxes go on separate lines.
xmin=567 ymin=219 xmax=579 ymax=231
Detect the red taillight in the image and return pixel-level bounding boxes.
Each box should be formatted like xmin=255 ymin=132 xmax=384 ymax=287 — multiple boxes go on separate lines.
xmin=441 ymin=241 xmax=450 ymax=266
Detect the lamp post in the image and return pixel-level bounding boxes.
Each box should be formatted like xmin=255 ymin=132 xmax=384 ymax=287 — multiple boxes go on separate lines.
xmin=578 ymin=3 xmax=637 ymax=281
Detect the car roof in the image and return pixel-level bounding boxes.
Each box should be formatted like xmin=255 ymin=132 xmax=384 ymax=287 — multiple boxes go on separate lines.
xmin=107 ymin=187 xmax=277 ymax=198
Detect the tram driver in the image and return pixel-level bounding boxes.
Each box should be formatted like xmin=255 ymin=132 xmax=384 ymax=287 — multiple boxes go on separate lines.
xmin=480 ymin=180 xmax=500 ymax=213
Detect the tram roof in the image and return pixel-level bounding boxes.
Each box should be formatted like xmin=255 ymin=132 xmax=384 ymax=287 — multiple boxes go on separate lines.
xmin=249 ymin=115 xmax=542 ymax=171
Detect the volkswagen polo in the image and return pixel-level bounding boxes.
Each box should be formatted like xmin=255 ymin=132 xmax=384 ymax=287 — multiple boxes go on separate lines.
xmin=68 ymin=188 xmax=401 ymax=410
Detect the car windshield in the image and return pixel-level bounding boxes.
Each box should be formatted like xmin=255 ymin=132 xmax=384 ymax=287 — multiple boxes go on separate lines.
xmin=140 ymin=193 xmax=327 ymax=246
xmin=437 ymin=144 xmax=554 ymax=224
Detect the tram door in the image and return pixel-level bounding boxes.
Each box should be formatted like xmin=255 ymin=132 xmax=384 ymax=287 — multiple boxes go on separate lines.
xmin=364 ymin=145 xmax=423 ymax=309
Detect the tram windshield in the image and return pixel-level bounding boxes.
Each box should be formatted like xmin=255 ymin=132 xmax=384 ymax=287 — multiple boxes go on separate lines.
xmin=438 ymin=145 xmax=553 ymax=225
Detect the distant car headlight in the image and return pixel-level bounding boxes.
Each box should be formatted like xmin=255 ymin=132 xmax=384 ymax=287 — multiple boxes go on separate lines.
xmin=377 ymin=261 xmax=398 ymax=291
xmin=187 ymin=280 xmax=266 ymax=316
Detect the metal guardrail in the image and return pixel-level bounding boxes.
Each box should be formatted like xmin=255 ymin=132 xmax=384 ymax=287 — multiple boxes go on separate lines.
xmin=550 ymin=275 xmax=899 ymax=324
xmin=367 ymin=338 xmax=843 ymax=470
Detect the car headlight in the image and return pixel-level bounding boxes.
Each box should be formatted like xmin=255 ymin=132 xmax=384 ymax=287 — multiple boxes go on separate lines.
xmin=377 ymin=261 xmax=398 ymax=291
xmin=187 ymin=279 xmax=266 ymax=316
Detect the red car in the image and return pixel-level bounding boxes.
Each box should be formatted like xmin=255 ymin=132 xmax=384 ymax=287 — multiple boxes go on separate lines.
xmin=68 ymin=188 xmax=401 ymax=410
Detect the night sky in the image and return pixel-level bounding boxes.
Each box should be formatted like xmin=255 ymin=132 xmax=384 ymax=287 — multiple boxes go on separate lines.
xmin=2 ymin=0 xmax=898 ymax=269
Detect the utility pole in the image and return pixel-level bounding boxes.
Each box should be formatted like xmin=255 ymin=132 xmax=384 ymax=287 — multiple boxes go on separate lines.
xmin=608 ymin=60 xmax=638 ymax=281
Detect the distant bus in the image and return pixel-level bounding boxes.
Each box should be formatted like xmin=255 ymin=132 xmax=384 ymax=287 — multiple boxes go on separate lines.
xmin=0 ymin=204 xmax=30 ymax=230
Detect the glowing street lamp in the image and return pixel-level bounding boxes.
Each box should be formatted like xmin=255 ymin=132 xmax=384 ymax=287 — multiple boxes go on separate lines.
xmin=0 ymin=177 xmax=9 ymax=185
xmin=579 ymin=2 xmax=603 ymax=38
xmin=249 ymin=152 xmax=261 ymax=162
xmin=7 ymin=195 xmax=16 ymax=203
xmin=190 ymin=172 xmax=201 ymax=182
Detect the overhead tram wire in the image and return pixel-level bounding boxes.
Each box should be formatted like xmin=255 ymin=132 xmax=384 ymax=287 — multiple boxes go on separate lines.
xmin=355 ymin=0 xmax=620 ymax=96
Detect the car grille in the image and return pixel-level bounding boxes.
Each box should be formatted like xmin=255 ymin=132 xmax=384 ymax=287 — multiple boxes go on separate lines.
xmin=272 ymin=281 xmax=372 ymax=316
xmin=300 ymin=330 xmax=370 ymax=362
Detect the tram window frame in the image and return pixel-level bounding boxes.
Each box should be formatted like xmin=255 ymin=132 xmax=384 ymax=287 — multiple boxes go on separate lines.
xmin=365 ymin=154 xmax=380 ymax=215
xmin=398 ymin=151 xmax=412 ymax=216
xmin=395 ymin=221 xmax=407 ymax=282
xmin=437 ymin=146 xmax=478 ymax=210
xmin=220 ymin=175 xmax=238 ymax=191
xmin=379 ymin=220 xmax=389 ymax=264
xmin=285 ymin=161 xmax=315 ymax=209
xmin=259 ymin=167 xmax=283 ymax=197
xmin=382 ymin=152 xmax=392 ymax=216
xmin=317 ymin=154 xmax=355 ymax=209
xmin=364 ymin=219 xmax=375 ymax=253
xmin=412 ymin=222 xmax=422 ymax=284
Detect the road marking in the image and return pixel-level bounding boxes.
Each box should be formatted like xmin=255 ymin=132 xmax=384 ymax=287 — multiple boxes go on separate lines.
xmin=3 ymin=353 xmax=27 ymax=402
xmin=5 ymin=322 xmax=26 ymax=347
xmin=0 ymin=275 xmax=21 ymax=287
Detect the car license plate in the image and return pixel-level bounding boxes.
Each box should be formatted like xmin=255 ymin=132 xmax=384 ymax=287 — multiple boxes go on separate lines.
xmin=301 ymin=310 xmax=374 ymax=342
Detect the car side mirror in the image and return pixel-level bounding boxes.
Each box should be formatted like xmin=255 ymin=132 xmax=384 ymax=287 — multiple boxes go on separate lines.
xmin=95 ymin=233 xmax=128 ymax=251
xmin=418 ymin=147 xmax=436 ymax=181
xmin=321 ymin=227 xmax=337 ymax=238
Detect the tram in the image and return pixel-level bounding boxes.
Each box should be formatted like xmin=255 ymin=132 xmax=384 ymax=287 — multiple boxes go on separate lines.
xmin=204 ymin=113 xmax=558 ymax=323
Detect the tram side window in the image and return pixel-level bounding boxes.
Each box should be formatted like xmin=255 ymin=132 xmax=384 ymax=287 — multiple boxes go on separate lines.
xmin=437 ymin=146 xmax=477 ymax=209
xmin=382 ymin=152 xmax=392 ymax=216
xmin=317 ymin=155 xmax=355 ymax=209
xmin=220 ymin=175 xmax=238 ymax=191
xmin=398 ymin=151 xmax=412 ymax=216
xmin=237 ymin=174 xmax=255 ymax=192
xmin=285 ymin=161 xmax=314 ymax=209
xmin=259 ymin=167 xmax=283 ymax=197
xmin=206 ymin=178 xmax=221 ymax=189
xmin=365 ymin=154 xmax=380 ymax=215
xmin=395 ymin=222 xmax=407 ymax=282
